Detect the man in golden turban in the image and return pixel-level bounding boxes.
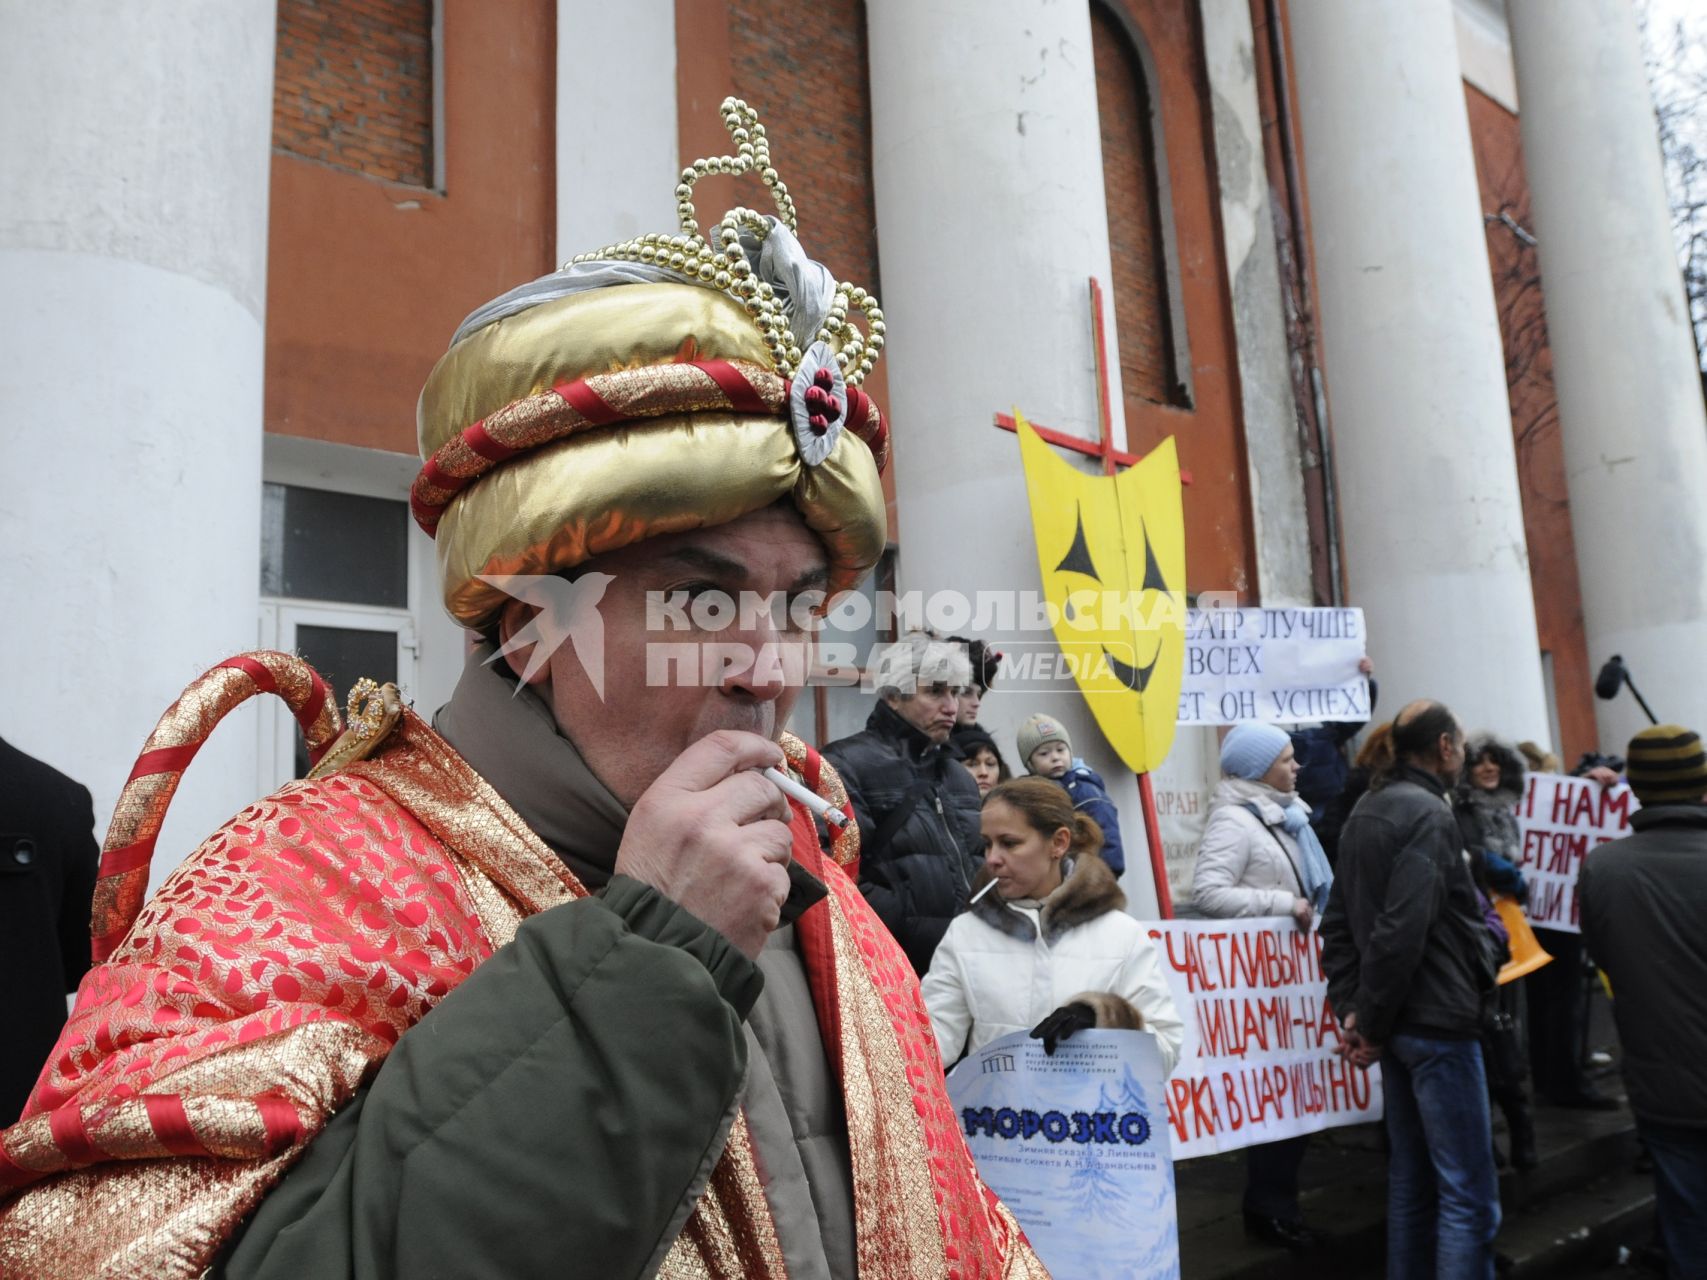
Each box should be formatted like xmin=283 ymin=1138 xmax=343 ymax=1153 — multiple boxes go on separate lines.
xmin=0 ymin=101 xmax=1047 ymax=1279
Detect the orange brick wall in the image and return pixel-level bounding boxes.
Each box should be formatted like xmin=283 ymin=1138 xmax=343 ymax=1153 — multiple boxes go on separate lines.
xmin=274 ymin=0 xmax=434 ymax=188
xmin=1098 ymin=0 xmax=1256 ymax=600
xmin=724 ymin=0 xmax=880 ymax=296
xmin=679 ymin=0 xmax=894 ymax=529
xmin=265 ymin=0 xmax=554 ymax=456
xmin=1092 ymin=4 xmax=1177 ymax=407
xmin=1465 ymin=84 xmax=1596 ymax=763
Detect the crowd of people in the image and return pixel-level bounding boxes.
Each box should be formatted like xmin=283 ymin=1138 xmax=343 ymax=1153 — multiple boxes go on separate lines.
xmin=816 ymin=629 xmax=1707 ymax=1280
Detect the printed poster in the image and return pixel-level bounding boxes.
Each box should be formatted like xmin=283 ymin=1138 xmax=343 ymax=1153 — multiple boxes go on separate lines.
xmin=947 ymin=1029 xmax=1180 ymax=1280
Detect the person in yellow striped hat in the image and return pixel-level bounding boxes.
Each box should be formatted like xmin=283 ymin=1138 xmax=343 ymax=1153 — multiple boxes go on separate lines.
xmin=1581 ymin=724 xmax=1707 ymax=1277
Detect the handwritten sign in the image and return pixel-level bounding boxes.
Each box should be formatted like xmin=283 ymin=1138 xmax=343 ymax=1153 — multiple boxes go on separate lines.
xmin=1148 ymin=918 xmax=1382 ymax=1157
xmin=1513 ymin=773 xmax=1638 ymax=933
xmin=1178 ymin=607 xmax=1369 ymax=726
xmin=947 ymin=1030 xmax=1180 ymax=1280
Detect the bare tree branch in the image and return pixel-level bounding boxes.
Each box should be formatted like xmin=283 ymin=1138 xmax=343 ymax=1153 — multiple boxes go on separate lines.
xmin=1642 ymin=1 xmax=1707 ymax=373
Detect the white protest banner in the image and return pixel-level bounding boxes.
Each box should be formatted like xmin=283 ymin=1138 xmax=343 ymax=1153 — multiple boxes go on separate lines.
xmin=1148 ymin=917 xmax=1381 ymax=1158
xmin=1178 ymin=607 xmax=1369 ymax=726
xmin=1513 ymin=773 xmax=1638 ymax=933
xmin=947 ymin=1030 xmax=1179 ymax=1280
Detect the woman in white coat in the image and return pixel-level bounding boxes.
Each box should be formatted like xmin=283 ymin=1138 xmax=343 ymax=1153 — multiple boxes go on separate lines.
xmin=922 ymin=777 xmax=1183 ymax=1075
xmin=1192 ymin=722 xmax=1334 ymax=1253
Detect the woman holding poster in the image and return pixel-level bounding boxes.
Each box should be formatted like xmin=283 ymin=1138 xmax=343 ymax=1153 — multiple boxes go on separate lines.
xmin=1191 ymin=722 xmax=1335 ymax=1252
xmin=921 ymin=778 xmax=1183 ymax=1074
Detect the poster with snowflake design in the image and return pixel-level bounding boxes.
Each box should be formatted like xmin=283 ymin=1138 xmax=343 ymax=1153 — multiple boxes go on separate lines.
xmin=947 ymin=1029 xmax=1179 ymax=1280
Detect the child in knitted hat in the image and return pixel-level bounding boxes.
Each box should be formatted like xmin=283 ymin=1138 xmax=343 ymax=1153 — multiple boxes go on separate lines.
xmin=1014 ymin=713 xmax=1126 ymax=877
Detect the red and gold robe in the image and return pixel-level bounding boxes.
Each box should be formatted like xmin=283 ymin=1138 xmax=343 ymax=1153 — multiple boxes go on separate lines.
xmin=0 ymin=654 xmax=1047 ymax=1278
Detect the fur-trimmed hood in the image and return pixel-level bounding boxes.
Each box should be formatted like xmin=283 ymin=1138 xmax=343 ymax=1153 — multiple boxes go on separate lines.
xmin=967 ymin=852 xmax=1125 ymax=944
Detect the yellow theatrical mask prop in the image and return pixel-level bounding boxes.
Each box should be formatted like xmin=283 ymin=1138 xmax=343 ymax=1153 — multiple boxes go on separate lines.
xmin=1015 ymin=410 xmax=1186 ymax=773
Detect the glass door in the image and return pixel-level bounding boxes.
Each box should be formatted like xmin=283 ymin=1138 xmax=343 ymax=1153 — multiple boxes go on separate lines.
xmin=257 ymin=601 xmax=418 ymax=790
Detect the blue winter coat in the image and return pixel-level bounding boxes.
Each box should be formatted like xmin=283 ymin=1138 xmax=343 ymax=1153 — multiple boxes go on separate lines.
xmin=1053 ymin=760 xmax=1126 ymax=878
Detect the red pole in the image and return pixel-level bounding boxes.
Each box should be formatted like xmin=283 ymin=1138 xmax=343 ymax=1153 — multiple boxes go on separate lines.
xmin=1138 ymin=772 xmax=1174 ymax=918
xmin=1089 ymin=277 xmax=1118 ymax=478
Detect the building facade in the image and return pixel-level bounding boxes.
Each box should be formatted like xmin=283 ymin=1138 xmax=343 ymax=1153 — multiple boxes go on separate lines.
xmin=4 ymin=0 xmax=1701 ymax=913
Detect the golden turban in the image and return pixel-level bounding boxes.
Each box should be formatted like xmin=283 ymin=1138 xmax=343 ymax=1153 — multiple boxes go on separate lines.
xmin=413 ymin=99 xmax=891 ymax=629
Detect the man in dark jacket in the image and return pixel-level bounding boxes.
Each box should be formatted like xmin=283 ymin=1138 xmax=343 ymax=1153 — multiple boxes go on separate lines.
xmin=825 ymin=633 xmax=984 ymax=974
xmin=1580 ymin=724 xmax=1707 ymax=1274
xmin=1322 ymin=699 xmax=1501 ymax=1278
xmin=0 ymin=737 xmax=99 ymax=1121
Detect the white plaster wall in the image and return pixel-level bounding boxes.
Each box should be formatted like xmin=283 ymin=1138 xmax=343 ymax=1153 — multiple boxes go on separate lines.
xmin=1201 ymin=0 xmax=1313 ymax=608
xmin=1509 ymin=0 xmax=1707 ymax=751
xmin=1454 ymin=0 xmax=1520 ymax=113
xmin=869 ymin=0 xmax=1165 ymax=915
xmin=555 ymin=0 xmax=680 ymax=263
xmin=1288 ymin=0 xmax=1551 ymax=745
xmin=0 ymin=2 xmax=276 ymax=894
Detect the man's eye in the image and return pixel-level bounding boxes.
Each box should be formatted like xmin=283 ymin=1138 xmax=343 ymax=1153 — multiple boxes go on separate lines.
xmin=779 ymin=595 xmax=825 ymax=632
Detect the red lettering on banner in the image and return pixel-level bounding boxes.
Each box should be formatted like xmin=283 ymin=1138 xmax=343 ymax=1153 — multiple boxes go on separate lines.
xmin=1529 ymin=832 xmax=1556 ymax=873
xmin=1221 ymin=1072 xmax=1245 ymax=1130
xmin=1533 ymin=879 xmax=1566 ymax=923
xmin=1570 ymin=787 xmax=1601 ymax=826
xmin=1313 ymin=998 xmax=1342 ymax=1050
xmin=1351 ymin=1059 xmax=1372 ymax=1108
xmin=1167 ymin=1076 xmax=1222 ymax=1142
xmin=1599 ymin=787 xmax=1634 ymax=831
xmin=1328 ymin=1058 xmax=1353 ymax=1112
xmin=1550 ymin=781 xmax=1576 ymax=824
xmin=1546 ymin=832 xmax=1588 ymax=874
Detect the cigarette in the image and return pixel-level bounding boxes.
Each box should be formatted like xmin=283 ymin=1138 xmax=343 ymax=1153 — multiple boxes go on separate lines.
xmin=969 ymin=879 xmax=998 ymax=905
xmin=762 ymin=766 xmax=849 ymax=828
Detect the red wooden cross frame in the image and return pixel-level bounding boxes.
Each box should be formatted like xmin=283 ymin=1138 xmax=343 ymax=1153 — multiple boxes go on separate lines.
xmin=993 ymin=277 xmax=1178 ymax=917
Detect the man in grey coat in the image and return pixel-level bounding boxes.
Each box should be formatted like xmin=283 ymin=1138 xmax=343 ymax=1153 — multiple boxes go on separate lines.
xmin=1581 ymin=724 xmax=1707 ymax=1277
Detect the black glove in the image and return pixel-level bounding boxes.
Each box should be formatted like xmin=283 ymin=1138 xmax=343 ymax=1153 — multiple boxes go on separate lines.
xmin=1029 ymin=1002 xmax=1097 ymax=1056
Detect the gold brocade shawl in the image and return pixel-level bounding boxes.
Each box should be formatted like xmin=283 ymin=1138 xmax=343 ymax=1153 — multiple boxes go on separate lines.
xmin=0 ymin=707 xmax=1047 ymax=1279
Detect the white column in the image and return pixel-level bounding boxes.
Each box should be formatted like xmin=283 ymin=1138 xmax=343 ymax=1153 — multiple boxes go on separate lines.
xmin=1508 ymin=0 xmax=1707 ymax=751
xmin=1201 ymin=0 xmax=1314 ymax=608
xmin=1288 ymin=0 xmax=1551 ymax=743
xmin=868 ymin=0 xmax=1164 ymax=913
xmin=554 ymin=0 xmax=679 ymax=263
xmin=0 ymin=2 xmax=276 ymax=892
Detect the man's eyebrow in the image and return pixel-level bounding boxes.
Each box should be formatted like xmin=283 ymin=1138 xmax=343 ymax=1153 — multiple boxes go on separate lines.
xmin=651 ymin=547 xmax=751 ymax=580
xmin=651 ymin=548 xmax=830 ymax=594
xmin=789 ymin=566 xmax=831 ymax=594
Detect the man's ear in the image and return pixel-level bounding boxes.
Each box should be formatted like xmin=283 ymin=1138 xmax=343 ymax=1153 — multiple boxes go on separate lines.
xmin=495 ymin=597 xmax=551 ymax=686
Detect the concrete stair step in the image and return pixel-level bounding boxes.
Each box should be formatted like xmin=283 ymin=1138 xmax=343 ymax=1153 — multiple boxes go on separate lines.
xmin=1174 ymin=1101 xmax=1644 ymax=1278
xmin=1497 ymin=1099 xmax=1639 ymax=1211
xmin=1496 ymin=1167 xmax=1655 ymax=1278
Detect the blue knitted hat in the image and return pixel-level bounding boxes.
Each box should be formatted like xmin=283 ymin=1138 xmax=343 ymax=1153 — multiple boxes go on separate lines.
xmin=1220 ymin=723 xmax=1292 ymax=780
